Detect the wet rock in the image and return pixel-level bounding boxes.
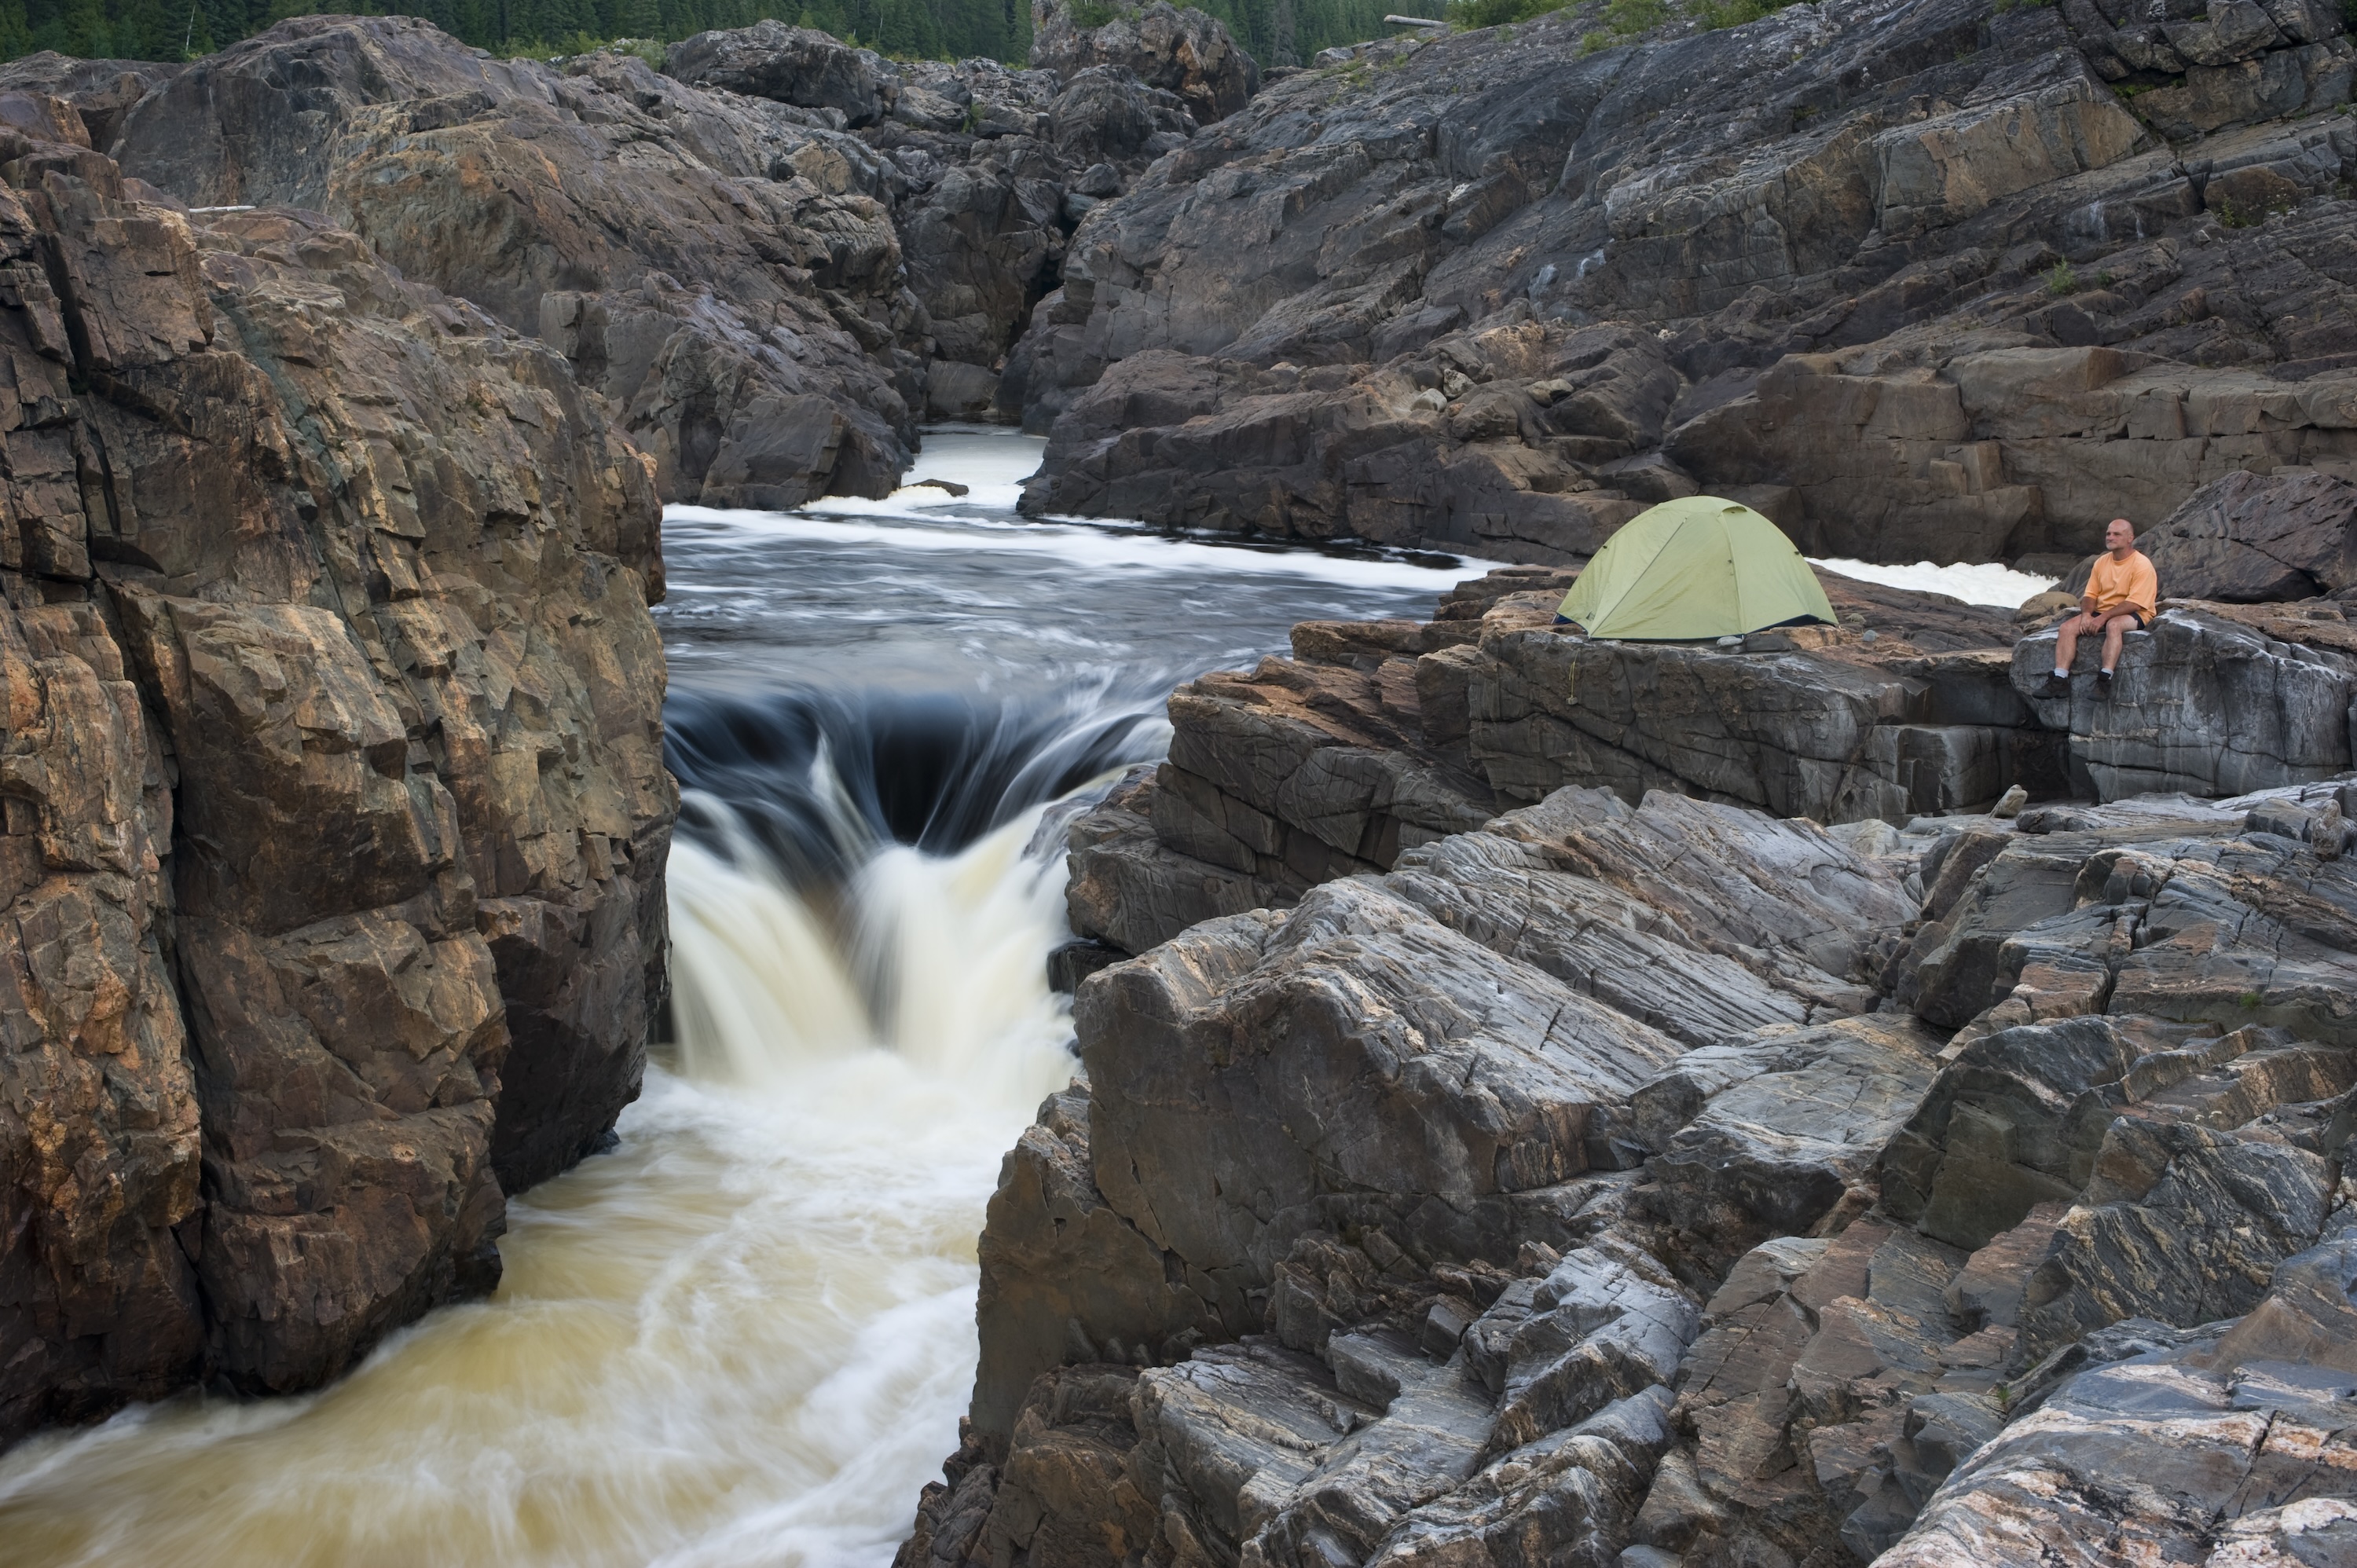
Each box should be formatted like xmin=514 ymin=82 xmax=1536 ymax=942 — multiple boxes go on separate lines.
xmin=970 ymin=1082 xmax=1218 ymax=1442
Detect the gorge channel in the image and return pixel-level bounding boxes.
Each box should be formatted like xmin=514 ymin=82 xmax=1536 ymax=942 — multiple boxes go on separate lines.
xmin=0 ymin=430 xmax=1484 ymax=1568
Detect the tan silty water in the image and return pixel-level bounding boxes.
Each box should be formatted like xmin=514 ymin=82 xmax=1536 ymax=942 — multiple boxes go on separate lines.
xmin=0 ymin=808 xmax=1079 ymax=1567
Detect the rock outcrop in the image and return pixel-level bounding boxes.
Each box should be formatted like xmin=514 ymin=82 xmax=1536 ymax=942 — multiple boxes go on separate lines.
xmin=13 ymin=6 xmax=1259 ymax=481
xmin=915 ymin=738 xmax=2357 ymax=1566
xmin=1061 ymin=566 xmax=2357 ymax=960
xmin=911 ymin=504 xmax=2357 ymax=1563
xmin=0 ymin=103 xmax=671 ymax=1441
xmin=1029 ymin=0 xmax=1260 ymax=124
xmin=2114 ymin=465 xmax=2357 ymax=602
xmin=97 ymin=16 xmax=925 ymax=509
xmin=1005 ymin=0 xmax=2357 ymax=565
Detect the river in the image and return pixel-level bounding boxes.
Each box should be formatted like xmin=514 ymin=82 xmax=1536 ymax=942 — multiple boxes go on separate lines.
xmin=0 ymin=430 xmax=1490 ymax=1567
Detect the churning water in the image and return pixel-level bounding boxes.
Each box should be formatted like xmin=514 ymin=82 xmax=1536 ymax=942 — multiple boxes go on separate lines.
xmin=0 ymin=430 xmax=1490 ymax=1566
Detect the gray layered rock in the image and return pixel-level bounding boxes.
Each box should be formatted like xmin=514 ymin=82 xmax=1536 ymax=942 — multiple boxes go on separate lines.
xmin=1882 ymin=1243 xmax=2357 ymax=1565
xmin=1003 ymin=0 xmax=2357 ymax=562
xmin=103 ymin=16 xmax=926 ymax=508
xmin=922 ymin=610 xmax=2357 ymax=1567
xmin=1066 ymin=567 xmax=2055 ymax=958
xmin=0 ymin=111 xmax=670 ymax=1440
xmin=2014 ymin=604 xmax=2357 ymax=799
xmin=925 ymin=780 xmax=1930 ymax=1564
xmin=2123 ymin=466 xmax=2357 ymax=602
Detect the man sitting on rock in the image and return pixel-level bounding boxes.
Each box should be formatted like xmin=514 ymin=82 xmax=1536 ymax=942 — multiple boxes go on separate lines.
xmin=2042 ymin=517 xmax=2157 ymax=697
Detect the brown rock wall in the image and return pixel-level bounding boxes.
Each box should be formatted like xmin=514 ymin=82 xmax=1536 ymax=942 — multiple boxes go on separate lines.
xmin=0 ymin=112 xmax=673 ymax=1437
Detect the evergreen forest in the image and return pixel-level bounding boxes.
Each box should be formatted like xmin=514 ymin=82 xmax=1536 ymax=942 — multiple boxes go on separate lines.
xmin=0 ymin=0 xmax=1397 ymax=77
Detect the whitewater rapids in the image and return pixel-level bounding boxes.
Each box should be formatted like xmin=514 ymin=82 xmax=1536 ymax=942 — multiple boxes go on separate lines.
xmin=0 ymin=427 xmax=1473 ymax=1566
xmin=0 ymin=804 xmax=1080 ymax=1567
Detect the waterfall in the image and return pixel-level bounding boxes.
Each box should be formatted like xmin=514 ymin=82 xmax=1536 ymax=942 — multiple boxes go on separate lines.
xmin=0 ymin=427 xmax=1471 ymax=1565
xmin=0 ymin=687 xmax=1163 ymax=1568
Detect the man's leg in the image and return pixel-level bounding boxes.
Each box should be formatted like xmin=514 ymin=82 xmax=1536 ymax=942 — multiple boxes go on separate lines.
xmin=2053 ymin=614 xmax=2085 ymax=676
xmin=2100 ymin=611 xmax=2132 ymax=674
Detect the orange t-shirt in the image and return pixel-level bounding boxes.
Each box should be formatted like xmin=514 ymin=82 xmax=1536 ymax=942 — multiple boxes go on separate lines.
xmin=2086 ymin=549 xmax=2158 ymax=620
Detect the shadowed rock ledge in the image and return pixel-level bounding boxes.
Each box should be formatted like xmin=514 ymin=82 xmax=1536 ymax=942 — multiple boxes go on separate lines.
xmin=0 ymin=108 xmax=673 ymax=1441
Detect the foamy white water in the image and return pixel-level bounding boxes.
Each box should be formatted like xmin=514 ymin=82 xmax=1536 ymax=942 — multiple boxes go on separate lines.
xmin=0 ymin=428 xmax=1484 ymax=1566
xmin=0 ymin=805 xmax=1080 ymax=1568
xmin=1812 ymin=556 xmax=2059 ymax=608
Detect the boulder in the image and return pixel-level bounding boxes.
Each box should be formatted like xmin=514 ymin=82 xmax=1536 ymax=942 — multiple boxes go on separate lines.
xmin=664 ymin=20 xmax=896 ymax=125
xmin=2132 ymin=466 xmax=2357 ymax=602
xmin=1029 ymin=0 xmax=1259 ymax=124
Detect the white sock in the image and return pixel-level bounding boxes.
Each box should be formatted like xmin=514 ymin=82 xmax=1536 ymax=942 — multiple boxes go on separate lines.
xmin=2053 ymin=667 xmax=2068 ymax=680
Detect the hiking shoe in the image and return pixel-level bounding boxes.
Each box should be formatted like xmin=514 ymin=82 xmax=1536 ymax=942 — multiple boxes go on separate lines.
xmin=2095 ymin=669 xmax=2114 ymax=698
xmin=2039 ymin=672 xmax=2071 ymax=698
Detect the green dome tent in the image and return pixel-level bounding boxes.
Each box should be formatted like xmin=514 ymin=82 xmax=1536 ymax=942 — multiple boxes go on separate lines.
xmin=1555 ymin=496 xmax=1836 ymax=641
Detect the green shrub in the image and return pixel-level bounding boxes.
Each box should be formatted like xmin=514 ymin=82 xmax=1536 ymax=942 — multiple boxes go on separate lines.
xmin=2044 ymin=259 xmax=2079 ymax=295
xmin=1067 ymin=0 xmax=1127 ymax=27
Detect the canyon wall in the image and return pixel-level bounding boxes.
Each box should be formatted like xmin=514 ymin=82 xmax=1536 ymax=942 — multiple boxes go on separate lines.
xmin=2 ymin=5 xmax=1259 ymax=509
xmin=0 ymin=109 xmax=673 ymax=1440
xmin=0 ymin=0 xmax=1272 ymax=1454
xmin=1006 ymin=0 xmax=2357 ymax=565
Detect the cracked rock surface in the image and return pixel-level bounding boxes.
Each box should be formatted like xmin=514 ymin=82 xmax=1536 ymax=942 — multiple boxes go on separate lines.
xmin=0 ymin=105 xmax=672 ymax=1440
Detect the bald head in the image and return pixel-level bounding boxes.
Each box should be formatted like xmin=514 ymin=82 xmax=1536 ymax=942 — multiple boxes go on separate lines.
xmin=2106 ymin=517 xmax=2135 ymax=557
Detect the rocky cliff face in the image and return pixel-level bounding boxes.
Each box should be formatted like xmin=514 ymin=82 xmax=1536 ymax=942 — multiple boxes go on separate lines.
xmin=1006 ymin=0 xmax=2357 ymax=563
xmin=1 ymin=5 xmax=1263 ymax=499
xmin=0 ymin=107 xmax=671 ymax=1441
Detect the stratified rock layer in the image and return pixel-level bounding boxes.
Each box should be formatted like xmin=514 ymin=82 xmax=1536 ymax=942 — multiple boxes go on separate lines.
xmin=99 ymin=16 xmax=925 ymax=508
xmin=0 ymin=107 xmax=671 ymax=1438
xmin=919 ymin=754 xmax=2357 ymax=1566
xmin=1008 ymin=0 xmax=2357 ymax=564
